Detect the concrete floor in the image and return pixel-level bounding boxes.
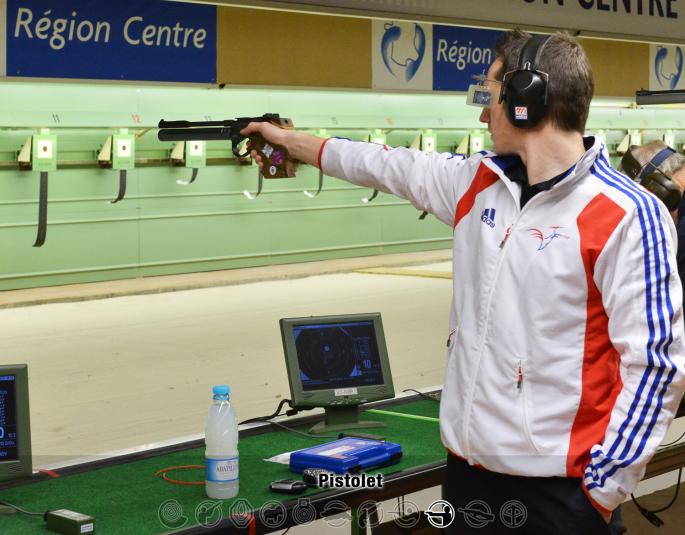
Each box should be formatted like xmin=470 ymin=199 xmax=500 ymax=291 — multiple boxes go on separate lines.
xmin=0 ymin=253 xmax=453 ymax=467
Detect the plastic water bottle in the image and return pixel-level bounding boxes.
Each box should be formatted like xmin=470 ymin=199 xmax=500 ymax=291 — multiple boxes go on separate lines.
xmin=205 ymin=385 xmax=239 ymax=499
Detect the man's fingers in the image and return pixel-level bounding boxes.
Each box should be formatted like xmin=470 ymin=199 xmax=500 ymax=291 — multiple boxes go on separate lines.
xmin=249 ymin=149 xmax=264 ymax=169
xmin=240 ymin=122 xmax=260 ymax=136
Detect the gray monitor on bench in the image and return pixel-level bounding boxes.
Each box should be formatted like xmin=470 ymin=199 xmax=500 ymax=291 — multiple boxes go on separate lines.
xmin=280 ymin=313 xmax=395 ymax=434
xmin=0 ymin=364 xmax=32 ymax=482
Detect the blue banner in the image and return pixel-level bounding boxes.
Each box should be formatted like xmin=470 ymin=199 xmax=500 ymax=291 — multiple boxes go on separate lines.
xmin=6 ymin=0 xmax=216 ymax=83
xmin=433 ymin=26 xmax=503 ymax=92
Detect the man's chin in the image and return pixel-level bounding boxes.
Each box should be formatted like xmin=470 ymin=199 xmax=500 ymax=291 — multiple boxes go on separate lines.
xmin=492 ymin=144 xmax=515 ymax=156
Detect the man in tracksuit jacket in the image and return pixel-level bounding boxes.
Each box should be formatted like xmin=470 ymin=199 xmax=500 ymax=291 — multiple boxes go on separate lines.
xmin=243 ymin=29 xmax=685 ymax=534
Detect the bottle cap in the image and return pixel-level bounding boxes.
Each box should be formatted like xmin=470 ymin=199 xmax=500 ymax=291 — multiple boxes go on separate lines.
xmin=212 ymin=385 xmax=230 ymax=397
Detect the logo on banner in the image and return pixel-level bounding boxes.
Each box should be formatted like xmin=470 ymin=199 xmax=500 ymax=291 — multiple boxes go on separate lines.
xmin=650 ymin=44 xmax=685 ymax=91
xmin=654 ymin=46 xmax=683 ymax=89
xmin=380 ymin=22 xmax=426 ymax=81
xmin=515 ymin=107 xmax=528 ymax=120
xmin=372 ymin=20 xmax=432 ymax=90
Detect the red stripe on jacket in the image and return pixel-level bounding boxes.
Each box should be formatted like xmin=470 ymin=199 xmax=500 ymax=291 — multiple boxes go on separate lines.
xmin=567 ymin=193 xmax=626 ymax=476
xmin=453 ymin=163 xmax=499 ymax=228
xmin=317 ymin=138 xmax=332 ymax=169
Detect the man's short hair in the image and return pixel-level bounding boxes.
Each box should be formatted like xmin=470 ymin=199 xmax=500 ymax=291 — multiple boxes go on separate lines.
xmin=494 ymin=29 xmax=594 ymax=134
xmin=628 ymin=140 xmax=685 ymax=190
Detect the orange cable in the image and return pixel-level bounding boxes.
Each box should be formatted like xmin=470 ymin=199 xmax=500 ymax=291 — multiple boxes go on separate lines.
xmin=155 ymin=464 xmax=205 ymax=486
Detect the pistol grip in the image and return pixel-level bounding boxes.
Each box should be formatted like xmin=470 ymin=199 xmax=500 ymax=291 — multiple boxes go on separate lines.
xmin=248 ymin=134 xmax=298 ymax=179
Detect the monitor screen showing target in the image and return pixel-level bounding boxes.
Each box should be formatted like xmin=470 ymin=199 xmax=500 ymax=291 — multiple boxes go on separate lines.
xmin=280 ymin=313 xmax=395 ymax=412
xmin=293 ymin=320 xmax=383 ymax=391
xmin=0 ymin=364 xmax=31 ymax=482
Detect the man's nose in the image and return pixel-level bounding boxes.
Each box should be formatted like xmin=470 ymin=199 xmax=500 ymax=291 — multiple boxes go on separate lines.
xmin=479 ymin=107 xmax=490 ymax=124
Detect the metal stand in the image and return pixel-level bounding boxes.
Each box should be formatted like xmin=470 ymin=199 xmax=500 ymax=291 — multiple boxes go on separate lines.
xmin=308 ymin=405 xmax=386 ymax=434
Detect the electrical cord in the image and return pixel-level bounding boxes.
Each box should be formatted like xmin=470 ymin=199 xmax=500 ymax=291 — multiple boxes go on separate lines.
xmin=155 ymin=465 xmax=205 ymax=486
xmin=659 ymin=430 xmax=685 ymax=448
xmin=239 ymin=399 xmax=298 ymax=425
xmin=0 ymin=500 xmax=45 ymax=517
xmin=266 ymin=419 xmax=339 ymax=440
xmin=630 ymin=468 xmax=682 ymax=527
xmin=402 ymin=388 xmax=440 ymax=402
xmin=238 ymin=398 xmax=337 ymax=439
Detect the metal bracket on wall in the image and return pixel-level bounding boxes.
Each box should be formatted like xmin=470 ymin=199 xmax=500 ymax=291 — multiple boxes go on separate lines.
xmin=18 ymin=130 xmax=57 ymax=247
xmin=304 ymin=169 xmax=324 ymax=198
xmin=97 ymin=129 xmax=135 ymax=203
xmin=243 ymin=168 xmax=264 ymax=200
xmin=171 ymin=140 xmax=206 ymax=185
xmin=362 ymin=189 xmax=379 ymax=203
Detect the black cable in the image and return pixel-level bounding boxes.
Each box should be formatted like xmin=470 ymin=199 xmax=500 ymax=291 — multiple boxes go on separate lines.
xmin=267 ymin=420 xmax=339 ymax=440
xmin=660 ymin=430 xmax=685 ymax=448
xmin=0 ymin=500 xmax=44 ymax=517
xmin=239 ymin=399 xmax=295 ymax=425
xmin=238 ymin=398 xmax=338 ymax=439
xmin=280 ymin=527 xmax=290 ymax=535
xmin=402 ymin=388 xmax=440 ymax=402
xmin=630 ymin=468 xmax=682 ymax=527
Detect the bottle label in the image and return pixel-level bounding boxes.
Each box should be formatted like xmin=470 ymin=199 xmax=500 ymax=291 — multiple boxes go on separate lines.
xmin=206 ymin=457 xmax=239 ymax=483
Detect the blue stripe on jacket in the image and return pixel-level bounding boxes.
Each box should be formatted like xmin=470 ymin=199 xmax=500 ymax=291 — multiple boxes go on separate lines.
xmin=583 ymin=156 xmax=677 ymax=491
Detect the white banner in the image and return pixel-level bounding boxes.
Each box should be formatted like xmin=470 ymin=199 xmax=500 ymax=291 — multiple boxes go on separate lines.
xmin=233 ymin=0 xmax=685 ymax=43
xmin=649 ymin=44 xmax=685 ymax=90
xmin=372 ymin=20 xmax=432 ymax=90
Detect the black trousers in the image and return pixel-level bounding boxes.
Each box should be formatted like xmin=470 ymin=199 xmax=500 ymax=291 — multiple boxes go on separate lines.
xmin=442 ymin=454 xmax=627 ymax=534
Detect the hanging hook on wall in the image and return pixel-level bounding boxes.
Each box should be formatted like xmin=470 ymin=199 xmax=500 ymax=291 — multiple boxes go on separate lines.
xmin=304 ymin=169 xmax=324 ymax=198
xmin=362 ymin=189 xmax=379 ymax=203
xmin=244 ymin=168 xmax=264 ymax=200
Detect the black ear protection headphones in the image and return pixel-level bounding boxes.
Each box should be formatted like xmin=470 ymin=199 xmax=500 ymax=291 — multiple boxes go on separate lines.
xmin=499 ymin=35 xmax=551 ymax=129
xmin=621 ymin=145 xmax=681 ymax=211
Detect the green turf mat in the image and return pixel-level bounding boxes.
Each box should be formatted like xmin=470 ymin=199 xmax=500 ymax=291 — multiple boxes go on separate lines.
xmin=0 ymin=400 xmax=442 ymax=534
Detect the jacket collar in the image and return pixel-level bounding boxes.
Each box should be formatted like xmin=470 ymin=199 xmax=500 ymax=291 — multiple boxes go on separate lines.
xmin=480 ymin=136 xmax=604 ymax=194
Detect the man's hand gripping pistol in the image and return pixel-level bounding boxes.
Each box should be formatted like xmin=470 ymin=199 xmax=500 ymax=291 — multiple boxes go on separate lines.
xmin=158 ymin=114 xmax=298 ymax=196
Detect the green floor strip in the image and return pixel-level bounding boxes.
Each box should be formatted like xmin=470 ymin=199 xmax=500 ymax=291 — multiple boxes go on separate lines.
xmin=366 ymin=408 xmax=440 ymax=423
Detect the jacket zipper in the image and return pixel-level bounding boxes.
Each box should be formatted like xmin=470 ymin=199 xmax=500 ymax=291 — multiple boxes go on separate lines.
xmin=446 ymin=327 xmax=458 ymax=347
xmin=518 ymin=360 xmax=541 ymax=454
xmin=461 ymin=189 xmax=549 ymax=459
xmin=499 ymin=225 xmax=513 ymax=248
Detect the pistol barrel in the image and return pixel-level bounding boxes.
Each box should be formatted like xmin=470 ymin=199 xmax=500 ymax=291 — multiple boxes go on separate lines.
xmin=158 ymin=127 xmax=238 ymax=142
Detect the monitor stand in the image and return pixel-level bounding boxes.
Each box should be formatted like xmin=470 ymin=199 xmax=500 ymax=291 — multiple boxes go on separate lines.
xmin=308 ymin=405 xmax=385 ymax=434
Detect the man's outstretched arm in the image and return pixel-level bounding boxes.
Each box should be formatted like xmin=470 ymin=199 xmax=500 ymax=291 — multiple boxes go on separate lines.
xmin=241 ymin=121 xmax=483 ymax=227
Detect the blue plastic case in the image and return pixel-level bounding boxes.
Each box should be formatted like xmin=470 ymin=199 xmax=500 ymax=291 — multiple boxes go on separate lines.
xmin=289 ymin=438 xmax=402 ymax=474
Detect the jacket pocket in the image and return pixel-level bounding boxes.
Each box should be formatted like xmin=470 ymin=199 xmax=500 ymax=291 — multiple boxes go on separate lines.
xmin=514 ymin=358 xmax=542 ymax=455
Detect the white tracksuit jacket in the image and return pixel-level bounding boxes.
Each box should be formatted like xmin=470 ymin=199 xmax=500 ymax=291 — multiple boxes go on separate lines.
xmin=320 ymin=135 xmax=685 ymax=512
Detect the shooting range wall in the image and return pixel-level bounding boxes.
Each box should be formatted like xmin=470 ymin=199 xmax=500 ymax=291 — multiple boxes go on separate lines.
xmin=0 ymin=1 xmax=683 ymax=290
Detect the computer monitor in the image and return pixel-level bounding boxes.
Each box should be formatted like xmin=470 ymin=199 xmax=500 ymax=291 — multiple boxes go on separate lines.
xmin=280 ymin=313 xmax=395 ymax=434
xmin=0 ymin=364 xmax=32 ymax=482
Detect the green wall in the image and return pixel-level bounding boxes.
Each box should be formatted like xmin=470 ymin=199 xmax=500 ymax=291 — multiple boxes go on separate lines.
xmin=0 ymin=82 xmax=684 ymax=290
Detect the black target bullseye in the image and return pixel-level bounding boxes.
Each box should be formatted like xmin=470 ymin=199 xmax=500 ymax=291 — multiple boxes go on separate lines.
xmin=296 ymin=327 xmax=356 ymax=380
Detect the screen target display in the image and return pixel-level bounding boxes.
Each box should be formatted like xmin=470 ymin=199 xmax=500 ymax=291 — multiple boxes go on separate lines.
xmin=0 ymin=376 xmax=18 ymax=462
xmin=293 ymin=321 xmax=384 ymax=391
